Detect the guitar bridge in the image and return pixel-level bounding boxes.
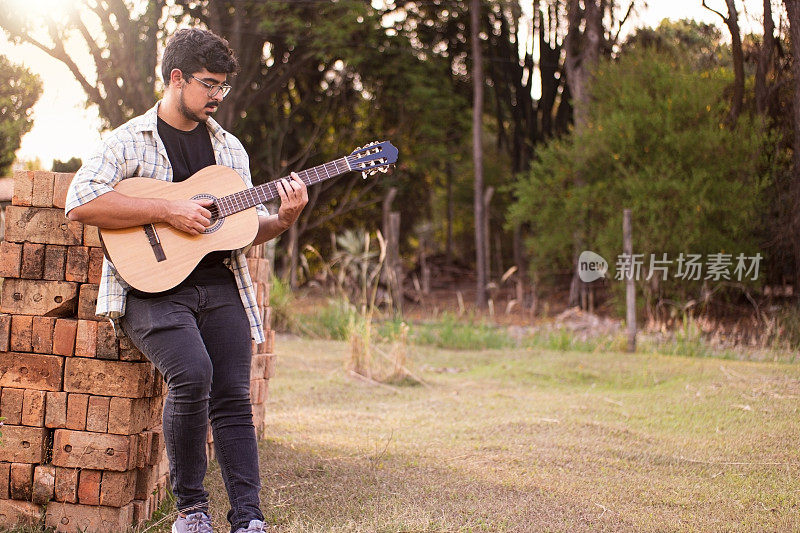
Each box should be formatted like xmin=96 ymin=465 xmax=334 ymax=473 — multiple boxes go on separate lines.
xmin=143 ymin=224 xmax=167 ymax=262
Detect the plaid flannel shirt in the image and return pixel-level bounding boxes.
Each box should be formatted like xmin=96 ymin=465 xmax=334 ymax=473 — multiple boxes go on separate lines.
xmin=65 ymin=101 xmax=268 ymax=343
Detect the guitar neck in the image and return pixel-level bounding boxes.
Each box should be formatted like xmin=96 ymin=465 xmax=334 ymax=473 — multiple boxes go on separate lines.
xmin=215 ymin=157 xmax=351 ymax=217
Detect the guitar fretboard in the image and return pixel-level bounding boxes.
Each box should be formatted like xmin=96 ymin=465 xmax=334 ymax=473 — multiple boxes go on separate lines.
xmin=214 ymin=157 xmax=351 ymax=217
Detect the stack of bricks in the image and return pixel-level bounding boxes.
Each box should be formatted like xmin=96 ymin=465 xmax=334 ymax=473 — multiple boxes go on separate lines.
xmin=0 ymin=170 xmax=276 ymax=532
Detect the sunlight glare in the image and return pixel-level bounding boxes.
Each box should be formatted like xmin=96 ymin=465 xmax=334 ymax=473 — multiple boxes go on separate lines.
xmin=6 ymin=0 xmax=75 ymax=18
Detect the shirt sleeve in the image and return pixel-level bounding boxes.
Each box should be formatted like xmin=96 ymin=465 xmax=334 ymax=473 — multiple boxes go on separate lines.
xmin=65 ymin=139 xmax=126 ymax=217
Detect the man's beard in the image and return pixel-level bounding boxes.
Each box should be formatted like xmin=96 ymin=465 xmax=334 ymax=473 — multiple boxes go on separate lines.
xmin=178 ymin=91 xmax=216 ymax=123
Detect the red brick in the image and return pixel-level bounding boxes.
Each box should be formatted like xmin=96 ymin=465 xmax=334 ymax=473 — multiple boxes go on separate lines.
xmin=21 ymin=389 xmax=46 ymax=426
xmin=9 ymin=463 xmax=34 ymax=500
xmin=12 ymin=170 xmax=34 ymax=206
xmin=134 ymin=468 xmax=155 ymax=500
xmin=64 ymin=246 xmax=89 ymax=283
xmin=10 ymin=315 xmax=33 ymax=352
xmin=88 ymin=247 xmax=103 ymax=284
xmin=134 ymin=432 xmax=150 ymax=469
xmin=43 ymin=245 xmax=67 ymax=280
xmin=0 ymin=314 xmax=11 ymax=352
xmin=0 ymin=352 xmax=64 ymax=391
xmin=77 ymin=469 xmax=101 ymax=505
xmin=0 ymin=462 xmax=9 ymax=499
xmin=31 ymin=316 xmax=56 ymax=354
xmin=20 ymin=242 xmax=45 ymax=279
xmin=4 ymin=206 xmax=83 ymax=245
xmin=31 ymin=171 xmax=55 ymax=207
xmin=65 ymin=393 xmax=89 ymax=431
xmin=64 ymin=358 xmax=155 ymax=398
xmin=95 ymin=320 xmax=118 ymax=360
xmin=107 ymin=397 xmax=147 ymax=434
xmin=53 ymin=319 xmax=78 ymax=356
xmin=53 ymin=172 xmax=74 ymax=209
xmin=83 ymin=224 xmax=102 ymax=248
xmin=0 ymin=241 xmax=23 ymax=278
xmin=149 ymin=428 xmax=164 ymax=466
xmin=54 ymin=467 xmax=79 ymax=503
xmin=130 ymin=497 xmax=152 ymax=524
xmin=85 ymin=395 xmax=110 ymax=433
xmin=32 ymin=464 xmax=55 ymax=504
xmin=77 ymin=284 xmax=99 ymax=320
xmin=0 ymin=388 xmax=24 ymax=425
xmin=0 ymin=278 xmax=79 ymax=317
xmin=0 ymin=426 xmax=48 ymax=463
xmin=52 ymin=430 xmax=137 ymax=471
xmin=44 ymin=500 xmax=134 ymax=533
xmin=0 ymin=499 xmax=41 ymax=530
xmin=74 ymin=320 xmax=97 ymax=358
xmin=119 ymin=334 xmax=146 ymax=361
xmin=262 ymin=304 xmax=271 ymax=327
xmin=45 ymin=391 xmax=68 ymax=428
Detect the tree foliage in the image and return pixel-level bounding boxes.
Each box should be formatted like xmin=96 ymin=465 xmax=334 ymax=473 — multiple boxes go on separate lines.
xmin=52 ymin=157 xmax=82 ymax=173
xmin=509 ymin=46 xmax=772 ymax=303
xmin=0 ymin=54 xmax=42 ymax=175
xmin=0 ymin=0 xmax=163 ymax=129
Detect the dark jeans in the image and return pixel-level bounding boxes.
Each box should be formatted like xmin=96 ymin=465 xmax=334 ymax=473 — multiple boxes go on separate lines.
xmin=120 ymin=277 xmax=264 ymax=532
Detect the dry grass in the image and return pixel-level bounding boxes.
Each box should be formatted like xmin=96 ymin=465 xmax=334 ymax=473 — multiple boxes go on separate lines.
xmin=16 ymin=335 xmax=799 ymax=532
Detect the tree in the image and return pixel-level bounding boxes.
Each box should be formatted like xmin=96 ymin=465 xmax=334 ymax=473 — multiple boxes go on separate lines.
xmin=0 ymin=0 xmax=163 ymax=129
xmin=0 ymin=54 xmax=42 ymax=175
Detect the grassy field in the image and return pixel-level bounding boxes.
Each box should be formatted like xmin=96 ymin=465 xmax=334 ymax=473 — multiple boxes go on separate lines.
xmin=132 ymin=334 xmax=800 ymax=532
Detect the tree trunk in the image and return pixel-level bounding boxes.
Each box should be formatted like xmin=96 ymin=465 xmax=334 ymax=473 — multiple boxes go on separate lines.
xmin=483 ymin=186 xmax=494 ymax=281
xmin=388 ymin=212 xmax=403 ymax=315
xmin=784 ymin=0 xmax=800 ymax=290
xmin=513 ymin=223 xmax=527 ymax=308
xmin=446 ymin=160 xmax=454 ymax=266
xmin=703 ymin=0 xmax=744 ymax=123
xmin=564 ymin=0 xmax=602 ymax=308
xmin=471 ymin=0 xmax=487 ymax=308
xmin=287 ymin=222 xmax=299 ymax=290
xmin=756 ymin=0 xmax=776 ymax=115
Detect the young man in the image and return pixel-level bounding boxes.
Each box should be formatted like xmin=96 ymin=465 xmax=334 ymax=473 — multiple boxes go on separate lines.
xmin=65 ymin=28 xmax=307 ymax=533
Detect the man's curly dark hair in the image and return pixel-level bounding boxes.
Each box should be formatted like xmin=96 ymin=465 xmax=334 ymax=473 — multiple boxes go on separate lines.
xmin=161 ymin=28 xmax=239 ymax=85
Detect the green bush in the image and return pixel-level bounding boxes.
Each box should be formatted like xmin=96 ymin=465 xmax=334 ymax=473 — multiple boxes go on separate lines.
xmin=299 ymin=298 xmax=358 ymax=340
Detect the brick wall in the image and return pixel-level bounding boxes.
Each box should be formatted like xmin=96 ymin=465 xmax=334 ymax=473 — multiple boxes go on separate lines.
xmin=0 ymin=170 xmax=276 ymax=532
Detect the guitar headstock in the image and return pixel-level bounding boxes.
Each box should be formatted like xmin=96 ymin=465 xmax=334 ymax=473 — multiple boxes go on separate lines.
xmin=347 ymin=141 xmax=398 ymax=179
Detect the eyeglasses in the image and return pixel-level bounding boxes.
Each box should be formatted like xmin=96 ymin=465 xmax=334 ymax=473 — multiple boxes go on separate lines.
xmin=187 ymin=74 xmax=232 ymax=99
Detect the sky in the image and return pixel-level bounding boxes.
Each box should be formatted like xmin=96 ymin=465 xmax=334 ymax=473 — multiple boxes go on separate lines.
xmin=4 ymin=0 xmax=772 ymax=169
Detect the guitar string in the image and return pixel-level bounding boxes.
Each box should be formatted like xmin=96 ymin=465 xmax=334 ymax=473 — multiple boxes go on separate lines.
xmin=216 ymin=157 xmax=352 ymax=218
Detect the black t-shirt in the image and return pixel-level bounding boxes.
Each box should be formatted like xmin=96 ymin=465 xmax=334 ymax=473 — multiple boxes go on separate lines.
xmin=129 ymin=118 xmax=233 ymax=297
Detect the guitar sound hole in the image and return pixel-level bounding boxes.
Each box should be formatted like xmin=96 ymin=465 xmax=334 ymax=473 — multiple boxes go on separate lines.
xmin=191 ymin=193 xmax=225 ymax=234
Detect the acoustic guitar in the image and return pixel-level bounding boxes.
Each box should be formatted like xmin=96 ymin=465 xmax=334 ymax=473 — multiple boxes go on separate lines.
xmin=99 ymin=141 xmax=398 ymax=293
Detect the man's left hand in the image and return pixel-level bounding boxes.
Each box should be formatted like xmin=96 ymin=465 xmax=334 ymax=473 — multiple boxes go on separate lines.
xmin=276 ymin=172 xmax=309 ymax=229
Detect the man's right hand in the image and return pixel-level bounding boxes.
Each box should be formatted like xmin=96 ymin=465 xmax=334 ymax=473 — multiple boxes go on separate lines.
xmin=162 ymin=198 xmax=214 ymax=235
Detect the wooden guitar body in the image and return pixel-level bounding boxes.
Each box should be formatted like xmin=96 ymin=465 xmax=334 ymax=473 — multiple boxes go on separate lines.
xmin=100 ymin=165 xmax=259 ymax=293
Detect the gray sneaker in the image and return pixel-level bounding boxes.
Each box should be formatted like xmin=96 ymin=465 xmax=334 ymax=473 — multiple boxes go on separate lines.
xmin=172 ymin=511 xmax=213 ymax=533
xmin=233 ymin=519 xmax=268 ymax=532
